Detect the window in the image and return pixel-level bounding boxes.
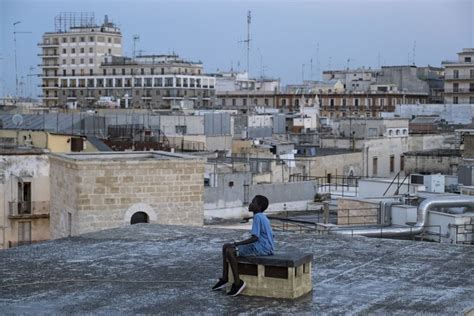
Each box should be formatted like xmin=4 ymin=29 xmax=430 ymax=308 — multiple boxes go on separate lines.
xmin=62 ymin=48 xmax=67 ymax=54
xmin=108 ymin=49 xmax=112 ymax=54
xmin=71 ymin=58 xmax=75 ymax=64
xmin=453 ymin=83 xmax=459 ymax=92
xmin=354 ymin=98 xmax=359 ymax=107
xmin=243 ymin=98 xmax=247 ymax=106
xmin=232 ymin=99 xmax=236 ymax=106
xmin=71 ymin=37 xmax=76 ymax=42
xmin=80 ymin=58 xmax=84 ymax=64
xmin=63 ymin=69 xmax=67 ymax=76
xmin=103 ymin=69 xmax=106 ymax=75
xmin=108 ymin=37 xmax=112 ymax=43
xmin=161 ymin=68 xmax=165 ymax=74
xmin=176 ymin=125 xmax=187 ymax=134
xmin=62 ymin=37 xmax=67 ymax=43
xmin=18 ymin=221 xmax=31 ymax=245
xmin=453 ymin=96 xmax=459 ymax=104
xmin=141 ymin=68 xmax=144 ymax=75
xmin=222 ymin=99 xmax=226 ymax=106
xmin=62 ymin=59 xmax=66 ymax=64
xmin=470 ymin=83 xmax=474 ymax=92
xmin=122 ymin=68 xmax=126 ymax=75
xmin=453 ymin=70 xmax=459 ymax=79
xmin=400 ymin=155 xmax=405 ymax=171
xmin=71 ymin=48 xmax=75 ymax=54
xmin=89 ymin=47 xmax=93 ymax=53
xmin=264 ymin=98 xmax=269 ymax=106
xmin=372 ymin=157 xmax=378 ymax=176
xmin=470 ymin=96 xmax=474 ymax=104
xmin=80 ymin=36 xmax=85 ymax=42
xmin=89 ymin=69 xmax=93 ymax=76
xmin=390 ymin=155 xmax=395 ymax=173
xmin=89 ymin=36 xmax=94 ymax=41
xmin=112 ymin=69 xmax=116 ymax=75
xmin=471 ymin=69 xmax=474 ymax=79
xmin=342 ymin=98 xmax=346 ymax=106
xmin=465 ymin=57 xmax=471 ymax=62
xmin=330 ymin=99 xmax=334 ymax=106
xmin=89 ymin=58 xmax=93 ymax=64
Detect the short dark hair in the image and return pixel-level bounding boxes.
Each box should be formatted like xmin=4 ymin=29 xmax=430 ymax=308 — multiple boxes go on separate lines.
xmin=254 ymin=195 xmax=269 ymax=212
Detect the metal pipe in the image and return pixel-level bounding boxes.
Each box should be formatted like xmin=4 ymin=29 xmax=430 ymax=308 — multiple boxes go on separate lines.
xmin=329 ymin=195 xmax=474 ymax=237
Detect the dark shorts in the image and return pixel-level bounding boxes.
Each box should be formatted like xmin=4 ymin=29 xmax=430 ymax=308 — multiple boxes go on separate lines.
xmin=236 ymin=244 xmax=271 ymax=257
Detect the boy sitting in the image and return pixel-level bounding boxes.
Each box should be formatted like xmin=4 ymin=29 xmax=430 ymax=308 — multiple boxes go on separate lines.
xmin=212 ymin=195 xmax=274 ymax=296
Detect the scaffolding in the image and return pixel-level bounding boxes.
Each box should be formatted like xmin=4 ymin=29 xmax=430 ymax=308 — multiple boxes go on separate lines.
xmin=54 ymin=12 xmax=96 ymax=33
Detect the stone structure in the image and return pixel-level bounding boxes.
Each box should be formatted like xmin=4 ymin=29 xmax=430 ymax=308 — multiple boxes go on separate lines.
xmin=49 ymin=151 xmax=204 ymax=238
xmin=228 ymin=253 xmax=313 ymax=299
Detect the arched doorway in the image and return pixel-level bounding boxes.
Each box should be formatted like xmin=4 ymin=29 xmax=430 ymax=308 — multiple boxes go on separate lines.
xmin=130 ymin=211 xmax=149 ymax=224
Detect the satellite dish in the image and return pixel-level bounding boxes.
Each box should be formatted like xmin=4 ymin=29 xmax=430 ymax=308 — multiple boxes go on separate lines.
xmin=12 ymin=114 xmax=23 ymax=127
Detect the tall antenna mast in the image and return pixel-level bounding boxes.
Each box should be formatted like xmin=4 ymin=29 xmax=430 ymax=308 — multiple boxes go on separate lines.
xmin=412 ymin=40 xmax=417 ymax=65
xmin=133 ymin=34 xmax=140 ymax=59
xmin=246 ymin=11 xmax=251 ymax=78
xmin=316 ymin=42 xmax=320 ymax=80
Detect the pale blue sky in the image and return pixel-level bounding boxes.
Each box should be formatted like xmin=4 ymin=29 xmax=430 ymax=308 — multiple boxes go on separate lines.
xmin=0 ymin=0 xmax=473 ymax=98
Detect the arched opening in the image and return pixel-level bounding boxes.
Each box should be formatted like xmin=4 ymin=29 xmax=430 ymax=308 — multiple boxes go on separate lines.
xmin=130 ymin=211 xmax=149 ymax=224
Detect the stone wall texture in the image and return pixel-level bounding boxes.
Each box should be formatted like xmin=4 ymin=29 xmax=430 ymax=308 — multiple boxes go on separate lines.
xmin=50 ymin=155 xmax=204 ymax=239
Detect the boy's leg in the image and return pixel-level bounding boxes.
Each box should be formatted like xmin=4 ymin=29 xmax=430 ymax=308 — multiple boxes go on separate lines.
xmin=225 ymin=246 xmax=240 ymax=285
xmin=221 ymin=243 xmax=232 ymax=281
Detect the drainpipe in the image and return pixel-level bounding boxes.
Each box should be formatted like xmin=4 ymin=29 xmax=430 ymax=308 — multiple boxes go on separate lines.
xmin=329 ymin=195 xmax=474 ymax=237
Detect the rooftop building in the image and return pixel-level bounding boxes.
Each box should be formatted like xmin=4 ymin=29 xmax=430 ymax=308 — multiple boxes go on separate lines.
xmin=442 ymin=48 xmax=474 ymax=104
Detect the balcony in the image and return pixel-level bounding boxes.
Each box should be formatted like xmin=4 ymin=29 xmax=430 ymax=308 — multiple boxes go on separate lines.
xmin=38 ymin=64 xmax=60 ymax=69
xmin=38 ymin=53 xmax=60 ymax=58
xmin=445 ymin=75 xmax=474 ymax=81
xmin=444 ymin=88 xmax=474 ymax=94
xmin=38 ymin=41 xmax=59 ymax=47
xmin=8 ymin=201 xmax=49 ymax=219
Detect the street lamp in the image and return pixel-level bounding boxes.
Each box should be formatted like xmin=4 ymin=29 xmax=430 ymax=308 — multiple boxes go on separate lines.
xmin=13 ymin=21 xmax=31 ymax=100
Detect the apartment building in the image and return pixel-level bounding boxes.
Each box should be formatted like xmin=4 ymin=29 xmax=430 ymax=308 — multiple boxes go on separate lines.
xmin=39 ymin=14 xmax=122 ymax=107
xmin=39 ymin=13 xmax=215 ymax=109
xmin=442 ymin=48 xmax=474 ymax=104
xmin=0 ymin=150 xmax=50 ymax=249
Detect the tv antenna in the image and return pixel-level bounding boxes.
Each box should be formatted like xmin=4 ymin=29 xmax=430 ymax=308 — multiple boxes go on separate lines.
xmin=133 ymin=34 xmax=140 ymax=59
xmin=238 ymin=11 xmax=252 ymax=78
xmin=13 ymin=21 xmax=32 ymax=99
xmin=412 ymin=40 xmax=417 ymax=65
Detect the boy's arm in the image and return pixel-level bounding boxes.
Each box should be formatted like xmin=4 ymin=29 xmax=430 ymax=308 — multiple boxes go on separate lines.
xmin=234 ymin=235 xmax=258 ymax=247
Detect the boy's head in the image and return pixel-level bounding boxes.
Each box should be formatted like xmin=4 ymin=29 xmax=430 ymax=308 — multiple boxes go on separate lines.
xmin=249 ymin=195 xmax=269 ymax=213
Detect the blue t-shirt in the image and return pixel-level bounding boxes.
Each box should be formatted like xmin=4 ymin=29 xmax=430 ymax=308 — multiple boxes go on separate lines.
xmin=251 ymin=212 xmax=274 ymax=255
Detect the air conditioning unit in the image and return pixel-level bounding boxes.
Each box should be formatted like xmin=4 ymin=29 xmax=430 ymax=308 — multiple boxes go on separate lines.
xmin=411 ymin=174 xmax=445 ymax=193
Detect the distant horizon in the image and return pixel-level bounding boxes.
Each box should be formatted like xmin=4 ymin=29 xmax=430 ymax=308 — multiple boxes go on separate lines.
xmin=0 ymin=0 xmax=473 ymax=98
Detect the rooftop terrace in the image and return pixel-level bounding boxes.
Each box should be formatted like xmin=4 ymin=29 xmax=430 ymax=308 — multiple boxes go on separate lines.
xmin=0 ymin=224 xmax=472 ymax=314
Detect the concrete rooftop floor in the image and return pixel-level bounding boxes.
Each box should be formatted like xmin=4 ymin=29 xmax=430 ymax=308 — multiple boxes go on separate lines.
xmin=0 ymin=224 xmax=473 ymax=315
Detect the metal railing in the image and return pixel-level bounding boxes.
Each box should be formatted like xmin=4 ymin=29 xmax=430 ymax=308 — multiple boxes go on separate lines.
xmin=315 ymin=175 xmax=360 ymax=197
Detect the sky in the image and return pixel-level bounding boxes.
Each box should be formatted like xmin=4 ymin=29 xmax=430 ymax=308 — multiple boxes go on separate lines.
xmin=0 ymin=0 xmax=473 ymax=98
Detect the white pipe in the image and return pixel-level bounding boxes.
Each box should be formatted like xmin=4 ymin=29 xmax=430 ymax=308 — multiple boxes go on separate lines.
xmin=329 ymin=195 xmax=474 ymax=237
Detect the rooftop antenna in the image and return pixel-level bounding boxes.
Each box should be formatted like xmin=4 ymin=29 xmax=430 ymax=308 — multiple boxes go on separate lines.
xmin=13 ymin=21 xmax=31 ymax=99
xmin=302 ymin=63 xmax=305 ymax=83
xmin=315 ymin=42 xmax=320 ymax=80
xmin=132 ymin=34 xmax=140 ymax=59
xmin=412 ymin=40 xmax=417 ymax=65
xmin=238 ymin=11 xmax=252 ymax=114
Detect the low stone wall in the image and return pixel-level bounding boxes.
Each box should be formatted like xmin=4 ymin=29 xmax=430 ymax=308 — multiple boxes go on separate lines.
xmin=337 ymin=198 xmax=379 ymax=225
